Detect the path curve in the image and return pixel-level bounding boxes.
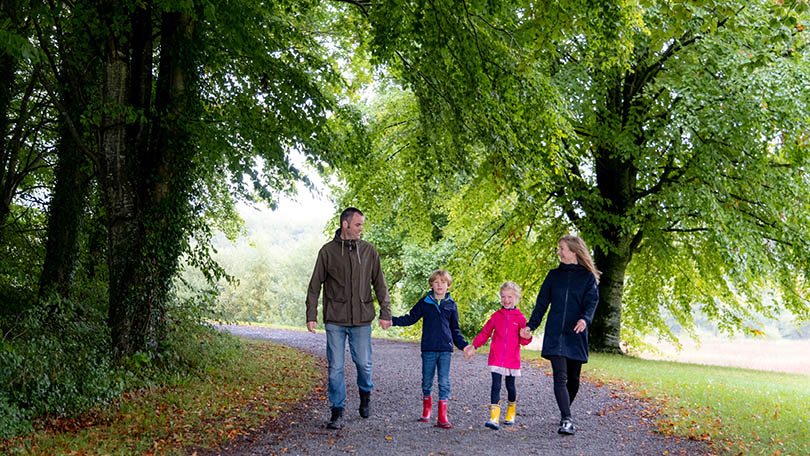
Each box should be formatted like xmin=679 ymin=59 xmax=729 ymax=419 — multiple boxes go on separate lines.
xmin=207 ymin=325 xmax=709 ymax=456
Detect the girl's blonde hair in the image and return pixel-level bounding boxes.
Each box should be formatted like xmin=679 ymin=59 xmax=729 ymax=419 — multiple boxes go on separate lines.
xmin=559 ymin=235 xmax=601 ymax=284
xmin=500 ymin=281 xmax=522 ymax=299
xmin=429 ymin=269 xmax=453 ymax=286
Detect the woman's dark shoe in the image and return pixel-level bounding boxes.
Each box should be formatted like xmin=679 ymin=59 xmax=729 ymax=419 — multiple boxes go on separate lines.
xmin=359 ymin=390 xmax=371 ymax=418
xmin=558 ymin=417 xmax=575 ymax=435
xmin=327 ymin=407 xmax=345 ymax=429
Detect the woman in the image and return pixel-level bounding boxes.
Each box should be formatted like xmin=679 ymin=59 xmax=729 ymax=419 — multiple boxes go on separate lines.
xmin=520 ymin=235 xmax=600 ymax=435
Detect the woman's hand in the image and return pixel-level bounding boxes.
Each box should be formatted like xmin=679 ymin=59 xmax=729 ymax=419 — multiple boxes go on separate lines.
xmin=573 ymin=319 xmax=587 ymax=334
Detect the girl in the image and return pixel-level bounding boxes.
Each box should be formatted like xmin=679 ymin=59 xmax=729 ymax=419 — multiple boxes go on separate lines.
xmin=465 ymin=281 xmax=532 ymax=430
xmin=521 ymin=235 xmax=600 ymax=435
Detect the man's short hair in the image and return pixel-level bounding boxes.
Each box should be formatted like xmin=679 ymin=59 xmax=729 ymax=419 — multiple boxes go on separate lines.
xmin=428 ymin=269 xmax=453 ymax=286
xmin=340 ymin=207 xmax=364 ymax=226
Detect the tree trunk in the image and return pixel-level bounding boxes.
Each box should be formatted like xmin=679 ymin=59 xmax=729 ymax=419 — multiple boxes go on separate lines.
xmin=101 ymin=6 xmax=199 ymax=357
xmin=38 ymin=124 xmax=90 ymax=300
xmin=590 ymin=245 xmax=631 ymax=352
xmin=39 ymin=65 xmax=92 ymax=301
xmin=0 ymin=51 xmax=16 ymax=233
xmin=100 ymin=31 xmax=140 ymax=356
xmin=588 ymin=133 xmax=638 ymax=352
xmin=132 ymin=10 xmax=198 ymax=347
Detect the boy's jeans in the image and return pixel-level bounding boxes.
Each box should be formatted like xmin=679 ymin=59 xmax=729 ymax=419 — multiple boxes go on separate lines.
xmin=421 ymin=351 xmax=451 ymax=400
xmin=325 ymin=324 xmax=373 ymax=409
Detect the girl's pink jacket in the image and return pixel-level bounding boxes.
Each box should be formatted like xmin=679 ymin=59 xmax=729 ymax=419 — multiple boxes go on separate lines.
xmin=473 ymin=307 xmax=533 ymax=369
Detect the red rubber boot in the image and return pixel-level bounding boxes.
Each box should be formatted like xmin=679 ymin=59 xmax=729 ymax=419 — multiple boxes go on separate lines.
xmin=419 ymin=396 xmax=432 ymax=422
xmin=436 ymin=399 xmax=452 ymax=428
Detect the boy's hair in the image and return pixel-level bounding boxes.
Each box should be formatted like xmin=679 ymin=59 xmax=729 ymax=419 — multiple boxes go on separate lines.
xmin=428 ymin=269 xmax=453 ymax=286
xmin=500 ymin=281 xmax=522 ymax=299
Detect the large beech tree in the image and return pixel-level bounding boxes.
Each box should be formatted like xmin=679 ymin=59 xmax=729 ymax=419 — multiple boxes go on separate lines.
xmin=7 ymin=0 xmax=363 ymax=356
xmin=337 ymin=0 xmax=810 ymax=350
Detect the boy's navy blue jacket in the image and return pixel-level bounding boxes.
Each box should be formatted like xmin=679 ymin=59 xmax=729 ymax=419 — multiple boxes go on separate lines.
xmin=527 ymin=263 xmax=599 ymax=363
xmin=392 ymin=291 xmax=469 ymax=352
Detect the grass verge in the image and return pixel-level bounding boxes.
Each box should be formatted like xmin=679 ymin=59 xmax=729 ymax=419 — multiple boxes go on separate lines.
xmin=523 ymin=349 xmax=810 ymax=456
xmin=0 ymin=338 xmax=321 ymax=456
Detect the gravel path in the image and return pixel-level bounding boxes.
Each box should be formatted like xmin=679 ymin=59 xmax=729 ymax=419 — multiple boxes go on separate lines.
xmin=208 ymin=325 xmax=709 ymax=456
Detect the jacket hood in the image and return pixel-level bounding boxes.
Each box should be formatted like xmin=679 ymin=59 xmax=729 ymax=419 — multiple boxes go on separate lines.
xmin=425 ymin=291 xmax=452 ymax=305
xmin=333 ymin=228 xmax=361 ymax=263
xmin=499 ymin=306 xmax=522 ymax=312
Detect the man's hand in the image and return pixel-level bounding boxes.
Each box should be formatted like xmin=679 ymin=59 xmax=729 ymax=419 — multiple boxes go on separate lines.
xmin=519 ymin=327 xmax=532 ymax=339
xmin=463 ymin=345 xmax=475 ymax=360
xmin=379 ymin=319 xmax=392 ymax=329
xmin=307 ymin=321 xmax=317 ymax=333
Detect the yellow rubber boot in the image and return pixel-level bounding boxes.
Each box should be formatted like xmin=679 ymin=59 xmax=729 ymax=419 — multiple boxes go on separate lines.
xmin=485 ymin=403 xmax=501 ymax=430
xmin=504 ymin=401 xmax=516 ymax=425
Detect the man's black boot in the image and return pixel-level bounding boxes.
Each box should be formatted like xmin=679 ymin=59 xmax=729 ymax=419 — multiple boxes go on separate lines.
xmin=359 ymin=390 xmax=371 ymax=418
xmin=327 ymin=407 xmax=344 ymax=429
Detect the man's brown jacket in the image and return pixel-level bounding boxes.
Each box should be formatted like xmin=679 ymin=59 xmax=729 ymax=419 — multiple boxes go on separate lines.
xmin=306 ymin=230 xmax=391 ymax=326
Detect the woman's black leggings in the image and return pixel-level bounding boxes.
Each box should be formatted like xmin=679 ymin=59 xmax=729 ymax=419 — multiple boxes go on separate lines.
xmin=548 ymin=356 xmax=583 ymax=419
xmin=490 ymin=372 xmax=517 ymax=404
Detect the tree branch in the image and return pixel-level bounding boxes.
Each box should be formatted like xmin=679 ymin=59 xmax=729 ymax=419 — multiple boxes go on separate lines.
xmin=330 ymin=0 xmax=370 ymax=17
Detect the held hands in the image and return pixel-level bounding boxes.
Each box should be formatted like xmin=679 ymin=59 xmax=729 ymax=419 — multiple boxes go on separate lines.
xmin=519 ymin=327 xmax=532 ymax=339
xmin=309 ymin=320 xmax=394 ymax=331
xmin=573 ymin=319 xmax=587 ymax=334
xmin=463 ymin=345 xmax=475 ymax=360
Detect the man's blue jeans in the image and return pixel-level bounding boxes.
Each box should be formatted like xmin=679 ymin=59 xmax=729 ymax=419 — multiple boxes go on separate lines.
xmin=421 ymin=351 xmax=451 ymax=400
xmin=325 ymin=324 xmax=373 ymax=409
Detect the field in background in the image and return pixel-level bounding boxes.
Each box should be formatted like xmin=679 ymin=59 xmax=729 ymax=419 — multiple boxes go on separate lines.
xmin=524 ymin=336 xmax=810 ymax=375
xmin=634 ymin=337 xmax=810 ymax=376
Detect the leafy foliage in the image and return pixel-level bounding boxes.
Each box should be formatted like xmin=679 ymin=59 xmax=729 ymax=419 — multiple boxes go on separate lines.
xmin=335 ymin=0 xmax=810 ymax=349
xmin=1 ymin=0 xmax=369 ymax=434
xmin=0 ymin=288 xmax=236 ymax=440
xmin=180 ymin=211 xmax=329 ymax=327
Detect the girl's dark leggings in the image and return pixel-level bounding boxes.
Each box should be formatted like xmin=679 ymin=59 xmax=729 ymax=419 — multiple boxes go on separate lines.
xmin=548 ymin=356 xmax=583 ymax=419
xmin=490 ymin=372 xmax=517 ymax=404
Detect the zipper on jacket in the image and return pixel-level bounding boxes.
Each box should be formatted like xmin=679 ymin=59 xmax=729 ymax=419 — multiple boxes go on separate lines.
xmin=559 ymin=270 xmax=571 ymax=354
xmin=502 ymin=311 xmax=510 ymax=367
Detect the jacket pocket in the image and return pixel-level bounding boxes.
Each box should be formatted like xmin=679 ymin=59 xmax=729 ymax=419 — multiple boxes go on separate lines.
xmin=325 ymin=299 xmax=350 ymax=323
xmin=359 ymin=298 xmax=376 ymax=322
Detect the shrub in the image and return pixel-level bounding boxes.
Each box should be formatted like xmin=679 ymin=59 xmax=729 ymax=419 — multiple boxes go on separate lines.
xmin=0 ymin=287 xmax=237 ymax=440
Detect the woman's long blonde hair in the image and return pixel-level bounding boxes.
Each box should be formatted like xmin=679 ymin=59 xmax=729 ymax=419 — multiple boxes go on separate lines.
xmin=560 ymin=235 xmax=601 ymax=284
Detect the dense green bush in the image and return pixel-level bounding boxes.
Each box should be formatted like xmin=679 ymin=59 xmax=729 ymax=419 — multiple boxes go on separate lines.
xmin=0 ymin=392 xmax=31 ymax=438
xmin=0 ymin=288 xmax=238 ymax=440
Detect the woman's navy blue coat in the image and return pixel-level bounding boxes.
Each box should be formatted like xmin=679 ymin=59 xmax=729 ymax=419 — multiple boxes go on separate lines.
xmin=527 ymin=263 xmax=599 ymax=363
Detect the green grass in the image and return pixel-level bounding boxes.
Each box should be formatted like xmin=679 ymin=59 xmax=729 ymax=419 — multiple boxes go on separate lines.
xmin=523 ymin=349 xmax=810 ymax=456
xmin=0 ymin=338 xmax=321 ymax=456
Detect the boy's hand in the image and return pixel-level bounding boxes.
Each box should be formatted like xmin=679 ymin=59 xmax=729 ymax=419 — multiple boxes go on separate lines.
xmin=379 ymin=319 xmax=392 ymax=329
xmin=463 ymin=345 xmax=475 ymax=360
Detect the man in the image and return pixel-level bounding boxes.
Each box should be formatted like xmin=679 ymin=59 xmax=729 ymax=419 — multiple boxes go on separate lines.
xmin=306 ymin=207 xmax=392 ymax=429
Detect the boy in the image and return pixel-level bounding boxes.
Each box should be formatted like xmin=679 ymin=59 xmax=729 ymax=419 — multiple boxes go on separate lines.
xmin=392 ymin=269 xmax=469 ymax=428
